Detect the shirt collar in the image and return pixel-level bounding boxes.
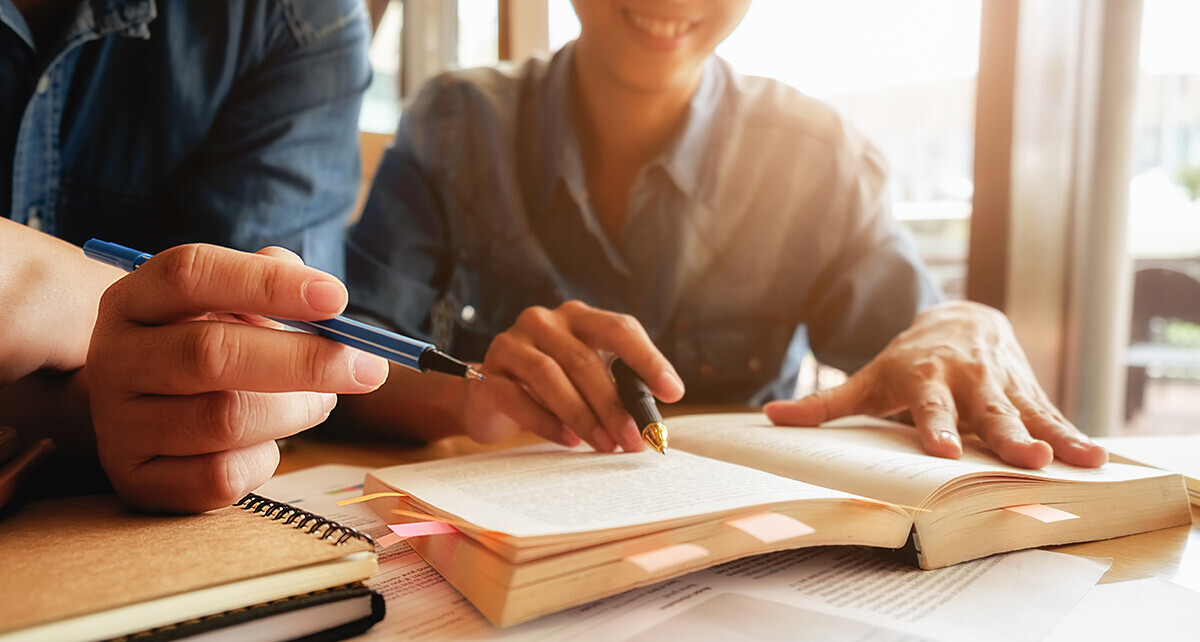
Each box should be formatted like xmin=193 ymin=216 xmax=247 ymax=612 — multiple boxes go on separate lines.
xmin=0 ymin=0 xmax=34 ymax=49
xmin=652 ymin=56 xmax=730 ymax=208
xmin=73 ymin=0 xmax=156 ymax=42
xmin=522 ymin=41 xmax=579 ymax=219
xmin=527 ymin=46 xmax=731 ymax=216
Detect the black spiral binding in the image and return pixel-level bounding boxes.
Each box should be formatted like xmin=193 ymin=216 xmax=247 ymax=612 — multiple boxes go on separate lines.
xmin=235 ymin=493 xmax=375 ymax=547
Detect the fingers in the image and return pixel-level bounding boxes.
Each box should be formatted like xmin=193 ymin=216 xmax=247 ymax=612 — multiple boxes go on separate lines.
xmin=108 ymin=391 xmax=337 ymax=458
xmin=480 ymin=301 xmax=683 ymax=453
xmin=464 ymin=375 xmax=583 ymax=448
xmin=110 ymin=441 xmax=282 ymax=514
xmin=103 ymin=243 xmax=348 ymax=325
xmin=908 ymin=380 xmax=963 ymax=459
xmin=563 ymin=303 xmax=685 ymax=403
xmin=1009 ymin=391 xmax=1108 ymax=467
xmin=87 ymin=243 xmax=384 ymax=513
xmin=963 ymin=383 xmax=1054 ymax=469
xmin=99 ymin=321 xmax=388 ymax=396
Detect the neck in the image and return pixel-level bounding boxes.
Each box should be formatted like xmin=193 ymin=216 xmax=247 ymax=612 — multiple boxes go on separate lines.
xmin=570 ymin=53 xmax=699 ymax=172
xmin=569 ymin=45 xmax=702 ymax=241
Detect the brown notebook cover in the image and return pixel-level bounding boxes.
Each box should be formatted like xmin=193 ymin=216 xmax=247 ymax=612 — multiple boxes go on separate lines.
xmin=0 ymin=493 xmax=379 ymax=641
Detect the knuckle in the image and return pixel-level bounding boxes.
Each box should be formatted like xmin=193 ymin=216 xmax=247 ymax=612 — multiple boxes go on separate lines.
xmin=1021 ymin=405 xmax=1058 ymax=425
xmin=910 ymin=357 xmax=940 ymax=379
xmin=517 ymin=306 xmax=553 ymax=328
xmin=983 ymin=401 xmax=1021 ymax=419
xmin=205 ymin=390 xmax=251 ymax=446
xmin=524 ymin=351 xmax=560 ymax=382
xmin=561 ymin=344 xmax=599 ymax=374
xmin=190 ymin=323 xmax=239 ymax=383
xmin=161 ymin=244 xmax=211 ymax=301
xmin=295 ymin=338 xmax=334 ymax=387
xmin=609 ymin=312 xmax=644 ymax=337
xmin=916 ymin=396 xmax=951 ymax=414
xmin=559 ymin=300 xmax=591 ymax=315
xmin=202 ymin=454 xmax=249 ymax=508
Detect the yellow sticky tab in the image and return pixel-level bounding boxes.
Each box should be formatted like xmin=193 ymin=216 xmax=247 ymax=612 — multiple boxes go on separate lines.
xmin=1005 ymin=503 xmax=1080 ymax=523
xmin=726 ymin=512 xmax=815 ymax=543
xmin=336 ymin=491 xmax=408 ymax=506
xmin=625 ymin=543 xmax=710 ymax=573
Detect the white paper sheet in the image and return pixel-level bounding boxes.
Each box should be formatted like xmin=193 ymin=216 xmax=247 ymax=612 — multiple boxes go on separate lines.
xmin=1045 ymin=577 xmax=1200 ymax=642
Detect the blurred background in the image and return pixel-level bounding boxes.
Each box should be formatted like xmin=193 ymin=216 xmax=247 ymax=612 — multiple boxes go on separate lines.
xmin=358 ymin=0 xmax=1199 ymax=438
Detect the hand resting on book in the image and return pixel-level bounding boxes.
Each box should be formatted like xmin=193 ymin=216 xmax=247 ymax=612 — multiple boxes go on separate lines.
xmin=765 ymin=300 xmax=1108 ymax=469
xmin=87 ymin=244 xmax=389 ymax=513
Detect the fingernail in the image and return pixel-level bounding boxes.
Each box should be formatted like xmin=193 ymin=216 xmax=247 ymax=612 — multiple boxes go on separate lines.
xmin=320 ymin=392 xmax=338 ymax=415
xmin=591 ymin=427 xmax=616 ymax=452
xmin=560 ymin=429 xmax=582 ymax=448
xmin=352 ymin=353 xmax=388 ymax=387
xmin=658 ymin=372 xmax=686 ymax=399
xmin=939 ymin=430 xmax=960 ymax=446
xmin=304 ymin=280 xmax=346 ymax=315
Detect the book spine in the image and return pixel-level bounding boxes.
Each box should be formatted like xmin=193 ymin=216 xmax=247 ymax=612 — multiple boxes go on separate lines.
xmin=235 ymin=493 xmax=374 ymax=546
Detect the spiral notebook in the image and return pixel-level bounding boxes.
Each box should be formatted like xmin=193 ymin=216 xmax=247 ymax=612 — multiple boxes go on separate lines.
xmin=0 ymin=493 xmax=382 ymax=641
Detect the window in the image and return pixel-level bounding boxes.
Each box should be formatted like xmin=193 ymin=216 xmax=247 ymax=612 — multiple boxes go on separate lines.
xmin=1123 ymin=0 xmax=1200 ymax=435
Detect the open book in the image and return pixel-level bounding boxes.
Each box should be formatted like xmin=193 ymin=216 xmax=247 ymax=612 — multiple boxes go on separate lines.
xmin=362 ymin=413 xmax=1192 ymax=627
xmin=0 ymin=493 xmax=383 ymax=641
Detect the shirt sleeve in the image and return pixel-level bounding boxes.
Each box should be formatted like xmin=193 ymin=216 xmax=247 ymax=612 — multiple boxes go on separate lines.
xmin=168 ymin=0 xmax=371 ymax=277
xmin=345 ymin=82 xmax=452 ymax=341
xmin=800 ymin=134 xmax=945 ymax=374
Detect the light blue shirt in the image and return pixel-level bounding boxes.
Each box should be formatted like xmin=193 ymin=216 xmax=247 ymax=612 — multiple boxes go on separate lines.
xmin=349 ymin=42 xmax=942 ymax=403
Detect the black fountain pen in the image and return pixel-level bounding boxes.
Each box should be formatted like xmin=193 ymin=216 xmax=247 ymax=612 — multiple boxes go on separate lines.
xmin=611 ymin=359 xmax=669 ymax=454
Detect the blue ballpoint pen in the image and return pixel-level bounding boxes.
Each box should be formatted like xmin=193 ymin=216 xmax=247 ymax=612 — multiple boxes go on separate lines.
xmin=83 ymin=239 xmax=484 ymax=381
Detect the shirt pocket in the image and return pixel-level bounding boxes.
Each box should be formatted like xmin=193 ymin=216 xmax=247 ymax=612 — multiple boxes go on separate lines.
xmin=439 ymin=236 xmax=564 ymax=361
xmin=667 ymin=314 xmax=800 ymax=404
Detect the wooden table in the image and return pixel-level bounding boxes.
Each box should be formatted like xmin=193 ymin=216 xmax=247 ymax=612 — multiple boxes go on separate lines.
xmin=276 ymin=430 xmax=1200 ymax=593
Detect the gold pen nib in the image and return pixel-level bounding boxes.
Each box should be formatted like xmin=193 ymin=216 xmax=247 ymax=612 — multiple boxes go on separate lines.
xmin=641 ymin=422 xmax=669 ymax=454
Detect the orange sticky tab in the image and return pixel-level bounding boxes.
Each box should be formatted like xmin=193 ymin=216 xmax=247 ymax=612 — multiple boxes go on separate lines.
xmin=337 ymin=491 xmax=408 ymax=506
xmin=1005 ymin=504 xmax=1080 ymax=523
xmin=726 ymin=512 xmax=816 ymax=543
xmin=376 ymin=533 xmax=404 ymax=548
xmin=388 ymin=522 xmax=460 ymax=538
xmin=625 ymin=543 xmax=710 ymax=573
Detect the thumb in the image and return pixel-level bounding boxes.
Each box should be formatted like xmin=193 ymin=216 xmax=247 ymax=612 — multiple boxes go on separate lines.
xmin=764 ymin=373 xmax=875 ymax=426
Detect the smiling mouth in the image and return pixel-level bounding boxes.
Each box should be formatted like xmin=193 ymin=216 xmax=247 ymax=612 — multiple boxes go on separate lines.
xmin=624 ymin=9 xmax=699 ymax=39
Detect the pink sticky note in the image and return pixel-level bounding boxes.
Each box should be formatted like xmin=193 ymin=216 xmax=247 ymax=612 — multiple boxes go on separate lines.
xmin=376 ymin=533 xmax=403 ymax=548
xmin=387 ymin=522 xmax=461 ymax=538
xmin=625 ymin=543 xmax=710 ymax=573
xmin=726 ymin=512 xmax=816 ymax=543
xmin=1005 ymin=504 xmax=1080 ymax=523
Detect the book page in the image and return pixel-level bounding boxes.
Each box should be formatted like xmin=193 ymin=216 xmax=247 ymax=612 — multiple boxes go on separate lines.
xmin=669 ymin=414 xmax=1177 ymax=507
xmin=368 ymin=444 xmax=878 ymax=538
xmin=259 ymin=465 xmax=1108 ymax=642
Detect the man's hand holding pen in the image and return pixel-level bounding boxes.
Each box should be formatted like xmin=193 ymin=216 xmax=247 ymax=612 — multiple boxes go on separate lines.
xmin=460 ymin=301 xmax=684 ymax=452
xmin=87 ymin=244 xmax=390 ymax=513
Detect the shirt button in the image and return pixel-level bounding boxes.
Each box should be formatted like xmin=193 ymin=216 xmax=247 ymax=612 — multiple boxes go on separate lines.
xmin=460 ymin=305 xmax=476 ymax=322
xmin=36 ymin=76 xmax=50 ymax=94
xmin=698 ymin=363 xmax=714 ymax=377
xmin=26 ymin=208 xmax=42 ymax=231
xmin=747 ymin=357 xmax=762 ymax=373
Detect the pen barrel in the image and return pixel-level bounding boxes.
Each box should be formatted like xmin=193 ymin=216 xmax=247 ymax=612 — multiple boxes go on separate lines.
xmin=611 ymin=359 xmax=664 ymax=427
xmin=272 ymin=316 xmax=426 ymax=371
xmin=627 ymin=396 xmax=664 ymax=429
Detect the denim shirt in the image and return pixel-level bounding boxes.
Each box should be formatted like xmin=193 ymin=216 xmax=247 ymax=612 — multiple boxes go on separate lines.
xmin=1 ymin=0 xmax=370 ymax=274
xmin=348 ymin=43 xmax=942 ymax=404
